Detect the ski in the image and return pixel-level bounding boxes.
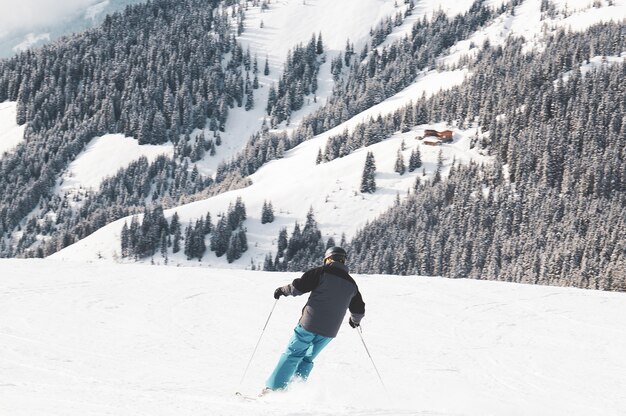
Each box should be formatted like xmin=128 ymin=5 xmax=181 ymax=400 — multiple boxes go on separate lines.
xmin=235 ymin=392 xmax=258 ymax=401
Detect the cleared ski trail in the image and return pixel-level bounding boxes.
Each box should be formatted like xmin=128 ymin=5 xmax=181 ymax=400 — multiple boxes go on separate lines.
xmin=1 ymin=259 xmax=625 ymax=415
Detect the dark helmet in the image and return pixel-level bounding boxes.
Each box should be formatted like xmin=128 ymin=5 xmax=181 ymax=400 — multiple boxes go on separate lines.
xmin=324 ymin=246 xmax=347 ymax=263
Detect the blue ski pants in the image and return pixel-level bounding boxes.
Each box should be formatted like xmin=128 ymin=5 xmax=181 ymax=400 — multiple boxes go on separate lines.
xmin=266 ymin=324 xmax=333 ymax=390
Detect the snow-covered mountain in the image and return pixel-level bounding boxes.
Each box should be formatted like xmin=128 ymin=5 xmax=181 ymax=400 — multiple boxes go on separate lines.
xmin=0 ymin=0 xmax=147 ymax=58
xmin=1 ymin=259 xmax=625 ymax=415
xmin=47 ymin=0 xmax=484 ymax=265
xmin=0 ymin=0 xmax=625 ymax=287
xmin=45 ymin=0 xmax=626 ymax=268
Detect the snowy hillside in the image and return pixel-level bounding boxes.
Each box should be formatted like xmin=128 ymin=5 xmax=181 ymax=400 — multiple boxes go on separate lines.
xmin=0 ymin=0 xmax=147 ymax=58
xmin=189 ymin=0 xmax=409 ymax=176
xmin=1 ymin=259 xmax=625 ymax=416
xmin=51 ymin=0 xmax=626 ymax=267
xmin=0 ymin=101 xmax=25 ymax=156
xmin=2 ymin=0 xmax=625 ymax=273
xmin=52 ymin=84 xmax=489 ymax=266
xmin=48 ymin=0 xmax=487 ymax=264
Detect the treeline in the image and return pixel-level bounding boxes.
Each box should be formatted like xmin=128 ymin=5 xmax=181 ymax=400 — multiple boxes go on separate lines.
xmin=263 ymin=209 xmax=343 ymax=272
xmin=121 ymin=197 xmax=248 ymax=263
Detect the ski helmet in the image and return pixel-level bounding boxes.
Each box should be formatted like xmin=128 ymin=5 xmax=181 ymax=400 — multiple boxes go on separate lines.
xmin=324 ymin=246 xmax=347 ymax=263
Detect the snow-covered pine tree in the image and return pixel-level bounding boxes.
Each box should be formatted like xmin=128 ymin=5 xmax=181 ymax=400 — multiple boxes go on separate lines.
xmin=360 ymin=151 xmax=377 ymax=193
xmin=394 ymin=149 xmax=406 ymax=175
xmin=408 ymin=147 xmax=422 ymax=172
xmin=261 ymin=201 xmax=275 ymax=224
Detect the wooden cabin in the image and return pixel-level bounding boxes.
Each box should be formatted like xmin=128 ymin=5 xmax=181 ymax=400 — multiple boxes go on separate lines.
xmin=420 ymin=128 xmax=454 ymax=143
xmin=422 ymin=137 xmax=442 ymax=146
xmin=439 ymin=130 xmax=453 ymax=143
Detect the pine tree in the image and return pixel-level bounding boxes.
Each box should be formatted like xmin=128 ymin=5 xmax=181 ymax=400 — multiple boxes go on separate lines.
xmin=264 ymin=55 xmax=270 ymax=75
xmin=316 ymin=148 xmax=323 ymax=164
xmin=226 ymin=231 xmax=242 ymax=263
xmin=360 ymin=151 xmax=377 ymax=193
xmin=316 ymin=32 xmax=324 ymax=55
xmin=263 ymin=253 xmax=275 ymax=271
xmin=173 ymin=227 xmax=181 ymax=253
xmin=394 ymin=149 xmax=406 ymax=175
xmin=261 ymin=201 xmax=275 ymax=224
xmin=277 ymin=227 xmax=288 ymax=258
xmin=121 ymin=222 xmax=130 ymax=258
xmin=203 ymin=212 xmax=213 ymax=234
xmin=408 ymin=147 xmax=422 ymax=172
xmin=160 ymin=230 xmax=168 ymax=259
xmin=184 ymin=223 xmax=193 ymax=259
xmin=433 ymin=149 xmax=443 ymax=185
xmin=267 ymin=84 xmax=277 ymax=114
xmin=211 ymin=216 xmax=230 ymax=257
xmin=245 ymin=83 xmax=254 ymax=110
xmin=191 ymin=219 xmax=206 ymax=260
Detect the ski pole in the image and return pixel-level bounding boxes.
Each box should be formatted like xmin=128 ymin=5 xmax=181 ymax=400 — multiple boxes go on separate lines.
xmin=239 ymin=298 xmax=279 ymax=387
xmin=357 ymin=326 xmax=389 ymax=398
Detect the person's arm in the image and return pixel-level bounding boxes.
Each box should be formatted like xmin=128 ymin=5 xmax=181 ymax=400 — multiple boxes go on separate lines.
xmin=348 ymin=290 xmax=365 ymax=327
xmin=274 ymin=267 xmax=323 ymax=298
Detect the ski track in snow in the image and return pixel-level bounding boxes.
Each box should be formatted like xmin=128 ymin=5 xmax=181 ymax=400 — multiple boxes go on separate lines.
xmin=1 ymin=260 xmax=626 ymax=416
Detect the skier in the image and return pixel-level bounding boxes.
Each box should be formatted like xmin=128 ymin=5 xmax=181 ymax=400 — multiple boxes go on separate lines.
xmin=264 ymin=246 xmax=365 ymax=392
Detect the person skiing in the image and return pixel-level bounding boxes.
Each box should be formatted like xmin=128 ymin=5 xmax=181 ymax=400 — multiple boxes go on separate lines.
xmin=264 ymin=246 xmax=365 ymax=392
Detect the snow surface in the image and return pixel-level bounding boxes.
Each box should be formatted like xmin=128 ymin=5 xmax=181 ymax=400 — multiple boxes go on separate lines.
xmin=0 ymin=101 xmax=25 ymax=157
xmin=56 ymin=133 xmax=173 ymax=196
xmin=1 ymin=259 xmax=625 ymax=416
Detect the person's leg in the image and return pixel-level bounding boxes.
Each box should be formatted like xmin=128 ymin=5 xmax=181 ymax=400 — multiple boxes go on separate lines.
xmin=294 ymin=333 xmax=332 ymax=380
xmin=266 ymin=325 xmax=314 ymax=390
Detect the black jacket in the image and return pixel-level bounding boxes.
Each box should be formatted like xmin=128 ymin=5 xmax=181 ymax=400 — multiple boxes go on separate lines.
xmin=280 ymin=262 xmax=365 ymax=338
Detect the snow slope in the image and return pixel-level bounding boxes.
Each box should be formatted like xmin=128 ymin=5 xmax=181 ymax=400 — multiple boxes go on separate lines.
xmin=56 ymin=133 xmax=173 ymax=197
xmin=0 ymin=101 xmax=25 ymax=157
xmin=1 ymin=259 xmax=625 ymax=416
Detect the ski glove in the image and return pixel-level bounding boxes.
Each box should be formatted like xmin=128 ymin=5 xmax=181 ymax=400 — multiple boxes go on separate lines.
xmin=273 ymin=287 xmax=285 ymax=299
xmin=349 ymin=318 xmax=360 ymax=328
